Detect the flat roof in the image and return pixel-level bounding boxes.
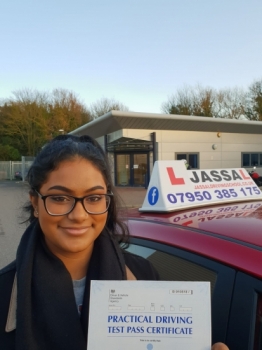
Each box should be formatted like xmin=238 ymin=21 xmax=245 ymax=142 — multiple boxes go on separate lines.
xmin=70 ymin=110 xmax=262 ymax=138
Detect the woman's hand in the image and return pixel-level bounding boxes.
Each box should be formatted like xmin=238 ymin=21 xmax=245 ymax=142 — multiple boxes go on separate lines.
xmin=212 ymin=342 xmax=229 ymax=350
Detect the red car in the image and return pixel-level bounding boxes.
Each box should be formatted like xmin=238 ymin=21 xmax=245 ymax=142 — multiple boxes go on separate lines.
xmin=122 ymin=162 xmax=262 ymax=350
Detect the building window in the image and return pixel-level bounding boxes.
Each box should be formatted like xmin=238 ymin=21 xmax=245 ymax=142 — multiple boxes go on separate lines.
xmin=242 ymin=153 xmax=262 ymax=167
xmin=176 ymin=153 xmax=199 ymax=169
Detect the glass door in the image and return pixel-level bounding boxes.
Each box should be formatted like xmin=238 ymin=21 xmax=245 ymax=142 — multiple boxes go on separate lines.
xmin=132 ymin=153 xmax=148 ymax=186
xmin=116 ymin=154 xmax=130 ymax=186
xmin=115 ymin=153 xmax=149 ymax=187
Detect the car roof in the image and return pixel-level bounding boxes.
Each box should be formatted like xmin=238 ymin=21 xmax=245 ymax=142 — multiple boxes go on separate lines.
xmin=126 ymin=200 xmax=262 ymax=247
xmin=122 ymin=200 xmax=262 ymax=279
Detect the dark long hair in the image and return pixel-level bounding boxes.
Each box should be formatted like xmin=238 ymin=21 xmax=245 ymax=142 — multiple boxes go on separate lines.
xmin=25 ymin=134 xmax=129 ymax=243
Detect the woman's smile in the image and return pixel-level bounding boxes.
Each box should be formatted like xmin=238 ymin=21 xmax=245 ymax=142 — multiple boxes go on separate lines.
xmin=60 ymin=225 xmax=91 ymax=236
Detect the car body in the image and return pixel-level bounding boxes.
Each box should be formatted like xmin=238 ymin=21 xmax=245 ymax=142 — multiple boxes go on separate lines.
xmin=123 ymin=199 xmax=262 ymax=350
xmin=14 ymin=169 xmax=29 ymax=181
xmin=14 ymin=171 xmax=22 ymax=180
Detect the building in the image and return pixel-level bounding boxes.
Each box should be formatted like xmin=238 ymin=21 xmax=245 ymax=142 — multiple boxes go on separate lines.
xmin=70 ymin=111 xmax=262 ymax=187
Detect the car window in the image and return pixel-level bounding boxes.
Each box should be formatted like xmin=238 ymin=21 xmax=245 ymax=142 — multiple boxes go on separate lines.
xmin=127 ymin=243 xmax=217 ymax=294
xmin=126 ymin=237 xmax=235 ymax=344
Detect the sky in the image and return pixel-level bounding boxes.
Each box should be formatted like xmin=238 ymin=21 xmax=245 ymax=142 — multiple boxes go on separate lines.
xmin=0 ymin=0 xmax=261 ymax=114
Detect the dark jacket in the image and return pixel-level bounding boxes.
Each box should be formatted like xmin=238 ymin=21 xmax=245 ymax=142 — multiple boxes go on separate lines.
xmin=0 ymin=251 xmax=158 ymax=350
xmin=0 ymin=261 xmax=16 ymax=350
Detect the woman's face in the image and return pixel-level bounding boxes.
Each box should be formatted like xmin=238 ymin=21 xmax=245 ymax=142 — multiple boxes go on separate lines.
xmin=30 ymin=157 xmax=108 ymax=259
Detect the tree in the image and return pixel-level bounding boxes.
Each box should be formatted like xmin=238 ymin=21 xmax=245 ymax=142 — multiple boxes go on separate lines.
xmin=0 ymin=88 xmax=91 ymax=156
xmin=89 ymin=97 xmax=129 ymax=120
xmin=0 ymin=144 xmax=20 ymax=160
xmin=191 ymin=86 xmax=215 ymax=117
xmin=1 ymin=90 xmax=49 ymax=155
xmin=161 ymin=85 xmax=215 ymax=117
xmin=214 ymin=87 xmax=247 ymax=119
xmin=48 ymin=88 xmax=91 ymax=136
xmin=161 ymin=85 xmax=251 ymax=119
xmin=161 ymin=86 xmax=192 ymax=115
xmin=245 ymin=79 xmax=262 ymax=121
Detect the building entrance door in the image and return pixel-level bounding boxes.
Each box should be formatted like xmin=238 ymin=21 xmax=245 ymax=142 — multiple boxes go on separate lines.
xmin=115 ymin=153 xmax=148 ymax=187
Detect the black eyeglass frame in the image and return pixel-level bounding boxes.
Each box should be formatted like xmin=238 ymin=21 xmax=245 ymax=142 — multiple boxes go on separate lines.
xmin=33 ymin=189 xmax=113 ymax=216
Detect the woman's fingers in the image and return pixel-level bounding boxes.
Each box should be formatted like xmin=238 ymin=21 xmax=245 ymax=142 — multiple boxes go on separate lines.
xmin=211 ymin=342 xmax=229 ymax=350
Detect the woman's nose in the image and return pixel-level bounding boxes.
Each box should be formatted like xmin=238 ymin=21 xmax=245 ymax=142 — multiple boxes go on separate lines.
xmin=67 ymin=200 xmax=89 ymax=220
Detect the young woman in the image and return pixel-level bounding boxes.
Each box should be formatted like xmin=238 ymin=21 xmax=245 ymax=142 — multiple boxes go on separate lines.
xmin=0 ymin=135 xmax=229 ymax=350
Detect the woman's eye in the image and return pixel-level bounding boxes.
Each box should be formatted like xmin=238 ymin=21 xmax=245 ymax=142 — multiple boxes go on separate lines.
xmin=85 ymin=195 xmax=102 ymax=203
xmin=49 ymin=196 xmax=71 ymax=202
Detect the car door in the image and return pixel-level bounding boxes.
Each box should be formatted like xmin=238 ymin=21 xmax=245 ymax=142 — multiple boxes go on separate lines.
xmin=226 ymin=272 xmax=262 ymax=350
xmin=126 ymin=237 xmax=236 ymax=345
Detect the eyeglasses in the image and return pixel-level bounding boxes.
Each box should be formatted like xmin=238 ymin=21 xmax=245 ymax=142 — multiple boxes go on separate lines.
xmin=34 ymin=189 xmax=113 ymax=216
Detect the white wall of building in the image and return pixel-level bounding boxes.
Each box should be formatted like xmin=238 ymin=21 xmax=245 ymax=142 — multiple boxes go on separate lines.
xmin=120 ymin=129 xmax=262 ymax=174
xmin=95 ymin=136 xmax=105 ymax=148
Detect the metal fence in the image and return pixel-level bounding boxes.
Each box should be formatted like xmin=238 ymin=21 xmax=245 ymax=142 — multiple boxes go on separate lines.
xmin=0 ymin=157 xmax=35 ymax=180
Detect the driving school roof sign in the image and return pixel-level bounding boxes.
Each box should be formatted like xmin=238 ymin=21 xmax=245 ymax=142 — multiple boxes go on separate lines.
xmin=139 ymin=161 xmax=262 ymax=212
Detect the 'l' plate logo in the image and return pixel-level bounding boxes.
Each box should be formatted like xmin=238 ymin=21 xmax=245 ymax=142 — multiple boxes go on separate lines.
xmin=148 ymin=187 xmax=159 ymax=205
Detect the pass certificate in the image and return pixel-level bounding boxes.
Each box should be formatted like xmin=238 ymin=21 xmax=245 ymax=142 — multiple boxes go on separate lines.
xmin=87 ymin=280 xmax=211 ymax=350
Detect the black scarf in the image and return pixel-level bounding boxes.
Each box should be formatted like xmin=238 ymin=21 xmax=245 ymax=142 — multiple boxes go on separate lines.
xmin=15 ymin=221 xmax=127 ymax=350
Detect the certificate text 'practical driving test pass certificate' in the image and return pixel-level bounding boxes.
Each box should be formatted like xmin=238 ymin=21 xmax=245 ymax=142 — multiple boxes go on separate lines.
xmin=87 ymin=280 xmax=211 ymax=350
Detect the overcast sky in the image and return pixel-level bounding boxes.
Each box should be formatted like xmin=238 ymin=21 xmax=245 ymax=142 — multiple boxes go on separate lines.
xmin=0 ymin=0 xmax=261 ymax=113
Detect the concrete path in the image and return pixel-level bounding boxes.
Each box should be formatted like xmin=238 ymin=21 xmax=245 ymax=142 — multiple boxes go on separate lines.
xmin=115 ymin=187 xmax=147 ymax=208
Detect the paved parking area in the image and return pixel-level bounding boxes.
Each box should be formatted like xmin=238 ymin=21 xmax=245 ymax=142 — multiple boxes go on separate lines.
xmin=115 ymin=187 xmax=147 ymax=208
xmin=0 ymin=180 xmax=29 ymax=268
